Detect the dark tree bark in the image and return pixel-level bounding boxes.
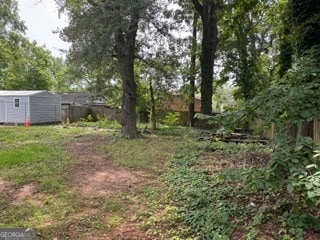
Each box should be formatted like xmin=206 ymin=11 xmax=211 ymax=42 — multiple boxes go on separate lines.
xmin=279 ymin=14 xmax=294 ymax=78
xmin=118 ymin=55 xmax=138 ymax=138
xmin=115 ymin=11 xmax=140 ymax=138
xmin=291 ymin=0 xmax=320 ymax=54
xmin=191 ymin=0 xmax=218 ymax=115
xmin=149 ymin=81 xmax=157 ymax=130
xmin=188 ymin=12 xmax=198 ymax=127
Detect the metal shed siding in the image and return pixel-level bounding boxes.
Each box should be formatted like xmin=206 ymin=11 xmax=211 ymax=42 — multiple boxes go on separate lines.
xmin=0 ymin=97 xmax=5 ymax=122
xmin=5 ymin=96 xmax=30 ymax=123
xmin=29 ymin=92 xmax=61 ymax=123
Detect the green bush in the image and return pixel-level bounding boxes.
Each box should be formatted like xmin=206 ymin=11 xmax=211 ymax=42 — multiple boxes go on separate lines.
xmin=163 ymin=112 xmax=181 ymax=127
xmin=76 ymin=114 xmax=121 ymax=129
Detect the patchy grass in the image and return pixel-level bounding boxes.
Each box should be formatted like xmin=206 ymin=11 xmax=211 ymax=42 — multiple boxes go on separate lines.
xmin=3 ymin=125 xmax=317 ymax=239
xmin=0 ymin=126 xmax=101 ymax=229
xmin=105 ymin=135 xmax=184 ymax=171
xmin=0 ymin=125 xmax=194 ymax=239
xmin=0 ymin=126 xmax=87 ymax=145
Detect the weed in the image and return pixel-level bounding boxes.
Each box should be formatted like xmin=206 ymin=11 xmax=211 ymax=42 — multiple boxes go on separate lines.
xmin=104 ymin=214 xmax=123 ymax=232
xmin=105 ymin=136 xmax=183 ymax=171
xmin=101 ymin=197 xmax=125 ymax=213
xmin=246 ymin=228 xmax=259 ymax=240
xmin=78 ymin=214 xmax=103 ymax=229
xmin=193 ymin=140 xmax=270 ymax=156
xmin=0 ymin=196 xmax=8 ymax=211
xmin=167 ymin=141 xmax=269 ymax=239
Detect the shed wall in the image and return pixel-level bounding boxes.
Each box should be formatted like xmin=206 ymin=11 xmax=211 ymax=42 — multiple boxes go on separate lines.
xmin=0 ymin=97 xmax=5 ymax=122
xmin=29 ymin=92 xmax=61 ymax=123
xmin=4 ymin=96 xmax=29 ymax=123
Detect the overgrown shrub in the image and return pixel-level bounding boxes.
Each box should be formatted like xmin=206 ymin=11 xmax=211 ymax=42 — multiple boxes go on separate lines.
xmin=196 ymin=47 xmax=320 ymax=206
xmin=163 ymin=112 xmax=181 ymax=127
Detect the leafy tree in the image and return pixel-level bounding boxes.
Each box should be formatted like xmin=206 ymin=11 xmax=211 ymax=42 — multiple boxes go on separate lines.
xmin=0 ymin=0 xmax=25 ymax=38
xmin=190 ymin=0 xmax=218 ymax=115
xmin=205 ymin=0 xmax=320 ymax=205
xmin=57 ymin=0 xmax=183 ymax=137
xmin=290 ymin=0 xmax=320 ymax=55
xmin=58 ymin=0 xmax=185 ymax=136
xmin=50 ymin=57 xmax=79 ymax=92
xmin=0 ymin=0 xmax=25 ymax=88
xmin=289 ymin=0 xmax=320 ymax=138
xmin=2 ymin=38 xmax=54 ymax=90
xmin=57 ymin=0 xmax=156 ymax=137
xmin=0 ymin=35 xmax=68 ymax=91
xmin=138 ymin=54 xmax=179 ymax=130
xmin=175 ymin=1 xmax=200 ymax=126
xmin=218 ymin=0 xmax=278 ymax=101
xmin=0 ymin=0 xmax=69 ymax=91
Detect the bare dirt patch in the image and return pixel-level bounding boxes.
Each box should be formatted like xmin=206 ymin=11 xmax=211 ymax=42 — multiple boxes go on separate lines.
xmin=64 ymin=135 xmax=152 ymax=239
xmin=13 ymin=182 xmax=45 ymax=206
xmin=80 ymin=169 xmax=147 ymax=198
xmin=0 ymin=178 xmax=45 ymax=205
xmin=65 ymin=135 xmax=150 ymax=199
xmin=0 ymin=178 xmax=11 ymax=193
xmin=112 ymin=224 xmax=150 ymax=240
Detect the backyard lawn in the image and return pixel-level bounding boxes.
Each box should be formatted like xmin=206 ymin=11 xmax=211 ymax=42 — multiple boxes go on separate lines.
xmin=0 ymin=125 xmax=319 ymax=239
xmin=0 ymin=125 xmax=189 ymax=239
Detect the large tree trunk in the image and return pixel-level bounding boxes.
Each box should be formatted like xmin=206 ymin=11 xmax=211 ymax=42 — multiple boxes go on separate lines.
xmin=118 ymin=56 xmax=138 ymax=138
xmin=188 ymin=12 xmax=198 ymax=127
xmin=191 ymin=0 xmax=218 ymax=115
xmin=115 ymin=11 xmax=140 ymax=138
xmin=278 ymin=4 xmax=293 ymax=78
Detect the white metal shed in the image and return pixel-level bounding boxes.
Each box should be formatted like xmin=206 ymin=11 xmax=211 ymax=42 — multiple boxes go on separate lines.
xmin=0 ymin=90 xmax=61 ymax=125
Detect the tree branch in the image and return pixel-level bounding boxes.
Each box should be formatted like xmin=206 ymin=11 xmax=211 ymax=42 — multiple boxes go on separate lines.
xmin=87 ymin=0 xmax=99 ymax=7
xmin=191 ymin=0 xmax=203 ymax=15
xmin=134 ymin=54 xmax=146 ymax=62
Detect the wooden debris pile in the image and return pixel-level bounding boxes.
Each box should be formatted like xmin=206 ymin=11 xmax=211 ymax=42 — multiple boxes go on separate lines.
xmin=197 ymin=132 xmax=270 ymax=145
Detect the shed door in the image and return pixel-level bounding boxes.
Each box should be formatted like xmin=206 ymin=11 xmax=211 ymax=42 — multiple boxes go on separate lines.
xmin=0 ymin=97 xmax=5 ymax=122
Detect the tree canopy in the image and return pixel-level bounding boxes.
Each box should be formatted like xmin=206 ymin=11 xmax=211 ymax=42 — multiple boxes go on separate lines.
xmin=0 ymin=0 xmax=71 ymax=91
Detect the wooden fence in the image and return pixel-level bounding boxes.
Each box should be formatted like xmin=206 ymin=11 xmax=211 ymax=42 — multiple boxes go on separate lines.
xmin=251 ymin=119 xmax=320 ymax=144
xmin=61 ymin=105 xmax=121 ymax=123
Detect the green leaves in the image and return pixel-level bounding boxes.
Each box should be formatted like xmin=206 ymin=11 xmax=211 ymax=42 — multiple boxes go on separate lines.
xmin=0 ymin=0 xmax=26 ymax=38
xmin=200 ymin=44 xmax=320 ymax=208
xmin=218 ymin=0 xmax=279 ymax=101
xmin=287 ymin=183 xmax=294 ymax=193
xmin=0 ymin=36 xmax=59 ymax=90
xmin=0 ymin=0 xmax=68 ymax=91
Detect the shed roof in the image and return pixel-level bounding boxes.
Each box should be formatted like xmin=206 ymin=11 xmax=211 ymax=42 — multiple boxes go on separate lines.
xmin=0 ymin=90 xmax=46 ymax=96
xmin=53 ymin=92 xmax=106 ymax=106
